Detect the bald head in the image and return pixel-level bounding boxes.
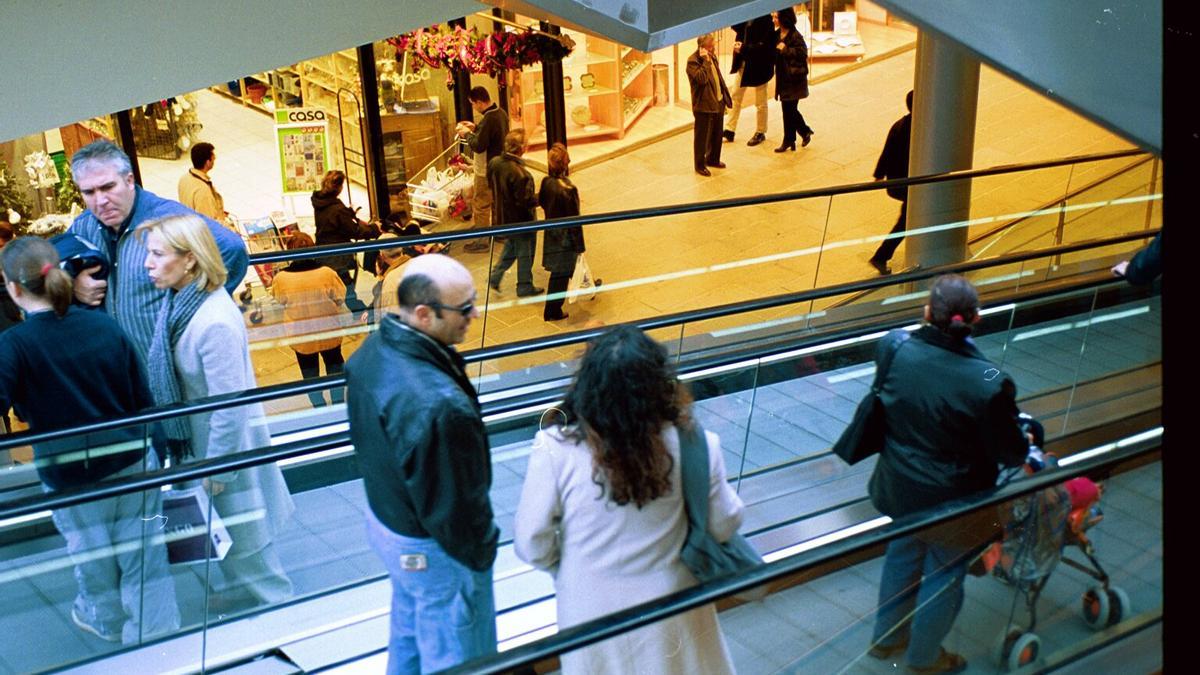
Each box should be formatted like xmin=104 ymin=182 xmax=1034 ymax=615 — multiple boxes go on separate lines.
xmin=396 ymin=254 xmax=478 ymax=346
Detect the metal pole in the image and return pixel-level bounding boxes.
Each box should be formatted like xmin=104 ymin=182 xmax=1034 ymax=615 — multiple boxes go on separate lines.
xmin=114 ymin=109 xmax=143 ymax=186
xmin=540 ymin=21 xmax=568 ymax=148
xmin=449 ymin=18 xmax=474 ymax=123
xmin=358 ymin=42 xmax=390 ymax=220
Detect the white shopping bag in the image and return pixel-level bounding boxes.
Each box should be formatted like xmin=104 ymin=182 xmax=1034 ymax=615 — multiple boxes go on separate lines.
xmin=161 ymin=487 xmax=233 ymax=564
xmin=568 ymin=253 xmax=597 ymax=304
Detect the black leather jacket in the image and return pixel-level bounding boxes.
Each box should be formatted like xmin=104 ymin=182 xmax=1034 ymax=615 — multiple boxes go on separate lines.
xmin=346 ymin=315 xmax=498 ymax=571
xmin=539 ymin=176 xmax=585 ymax=274
xmin=487 ymin=153 xmax=538 ymax=228
xmin=868 ymin=327 xmax=1028 ymax=518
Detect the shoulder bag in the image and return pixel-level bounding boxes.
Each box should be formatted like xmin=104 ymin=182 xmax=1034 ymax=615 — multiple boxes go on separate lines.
xmin=830 ymin=330 xmax=910 ymax=465
xmin=678 ymin=422 xmax=765 ymax=599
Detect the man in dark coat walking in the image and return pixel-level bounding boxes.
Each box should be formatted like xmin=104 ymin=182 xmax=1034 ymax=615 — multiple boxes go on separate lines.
xmin=686 ymin=33 xmax=732 ymax=177
xmin=723 ymin=15 xmax=775 ymax=146
xmin=487 ymin=129 xmax=543 ymax=297
xmin=869 ymin=90 xmax=914 ymax=275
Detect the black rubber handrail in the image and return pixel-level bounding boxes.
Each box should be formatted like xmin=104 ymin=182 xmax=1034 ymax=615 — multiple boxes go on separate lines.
xmin=249 ymin=149 xmax=1147 ymax=265
xmin=433 ymin=436 xmax=1160 ymax=674
xmin=0 ymin=228 xmax=1155 ymax=453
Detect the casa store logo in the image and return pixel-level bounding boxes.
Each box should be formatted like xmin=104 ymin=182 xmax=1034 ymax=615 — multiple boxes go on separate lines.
xmin=276 ymin=109 xmax=327 ymax=124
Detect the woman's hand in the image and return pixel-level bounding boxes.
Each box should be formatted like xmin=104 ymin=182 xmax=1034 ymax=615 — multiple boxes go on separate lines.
xmin=204 ymin=478 xmax=226 ymax=496
xmin=777 ymin=41 xmax=786 ymax=51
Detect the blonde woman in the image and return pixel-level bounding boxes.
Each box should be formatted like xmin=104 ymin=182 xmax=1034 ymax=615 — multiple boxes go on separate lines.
xmin=140 ymin=214 xmax=295 ymax=611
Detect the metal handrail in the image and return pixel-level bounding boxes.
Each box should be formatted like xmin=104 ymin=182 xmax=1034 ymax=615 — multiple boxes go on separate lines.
xmin=435 ymin=435 xmax=1162 ymax=674
xmin=0 ymin=229 xmax=1155 ymax=455
xmin=249 ymin=149 xmax=1148 ymax=265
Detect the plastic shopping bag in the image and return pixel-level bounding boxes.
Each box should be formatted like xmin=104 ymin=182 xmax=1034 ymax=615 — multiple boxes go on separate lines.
xmin=568 ymin=253 xmax=597 ymax=304
xmin=162 ymin=487 xmax=233 ymax=564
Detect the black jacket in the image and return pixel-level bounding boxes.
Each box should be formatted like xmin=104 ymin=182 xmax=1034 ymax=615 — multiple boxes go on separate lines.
xmin=465 ymin=103 xmax=508 ymax=162
xmin=868 ymin=327 xmax=1028 ymax=519
xmin=312 ymin=192 xmax=377 ymax=273
xmin=539 ymin=176 xmax=585 ymax=274
xmin=774 ymin=29 xmax=810 ymax=101
xmin=1123 ymin=231 xmax=1162 ymax=285
xmin=488 ymin=153 xmax=538 ymax=228
xmin=874 ymin=113 xmax=912 ymax=201
xmin=730 ymin=16 xmax=777 ymax=87
xmin=346 ymin=316 xmax=498 ymax=571
xmin=686 ymin=49 xmax=732 ymax=114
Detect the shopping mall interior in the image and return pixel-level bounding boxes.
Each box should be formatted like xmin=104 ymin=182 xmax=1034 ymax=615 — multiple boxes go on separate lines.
xmin=0 ymin=0 xmax=1170 ymax=673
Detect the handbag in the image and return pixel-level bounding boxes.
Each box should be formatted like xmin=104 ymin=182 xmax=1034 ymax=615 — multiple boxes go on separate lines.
xmin=678 ymin=422 xmax=766 ymax=599
xmin=830 ymin=330 xmax=910 ymax=465
xmin=161 ymin=487 xmax=233 ymax=564
xmin=567 ymin=253 xmax=597 ymax=304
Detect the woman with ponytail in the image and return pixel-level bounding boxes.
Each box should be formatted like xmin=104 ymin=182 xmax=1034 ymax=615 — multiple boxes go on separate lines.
xmin=140 ymin=214 xmax=294 ymax=612
xmin=866 ymin=274 xmax=1028 ymax=674
xmin=0 ymin=236 xmax=179 ymax=643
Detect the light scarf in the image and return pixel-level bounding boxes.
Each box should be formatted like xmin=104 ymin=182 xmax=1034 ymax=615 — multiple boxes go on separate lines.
xmin=146 ymin=283 xmax=209 ymax=464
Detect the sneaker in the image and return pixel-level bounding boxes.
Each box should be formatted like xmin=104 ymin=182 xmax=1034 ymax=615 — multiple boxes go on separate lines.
xmin=722 ymin=130 xmax=735 ymax=142
xmin=516 ymin=286 xmax=546 ymax=298
xmin=72 ymin=607 xmax=121 ymax=643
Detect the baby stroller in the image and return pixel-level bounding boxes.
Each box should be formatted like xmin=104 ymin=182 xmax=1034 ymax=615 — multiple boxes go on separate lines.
xmin=984 ymin=416 xmax=1130 ymax=671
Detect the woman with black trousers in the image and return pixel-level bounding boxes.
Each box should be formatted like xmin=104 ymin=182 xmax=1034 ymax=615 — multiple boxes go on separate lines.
xmin=311 ymin=170 xmax=380 ymax=321
xmin=539 ymin=143 xmax=586 ymax=322
xmin=772 ymin=7 xmax=815 ymax=152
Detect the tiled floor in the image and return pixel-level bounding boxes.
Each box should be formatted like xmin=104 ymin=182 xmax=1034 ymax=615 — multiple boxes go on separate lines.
xmin=125 ymin=43 xmax=1148 ymax=421
xmin=0 ymin=293 xmax=1160 ymax=673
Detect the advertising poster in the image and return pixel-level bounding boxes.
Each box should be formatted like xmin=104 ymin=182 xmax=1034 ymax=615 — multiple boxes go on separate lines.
xmin=274 ymin=108 xmax=331 ymax=194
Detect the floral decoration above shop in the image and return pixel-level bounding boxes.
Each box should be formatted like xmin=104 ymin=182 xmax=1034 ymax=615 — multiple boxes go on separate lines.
xmin=387 ymin=24 xmax=575 ymax=82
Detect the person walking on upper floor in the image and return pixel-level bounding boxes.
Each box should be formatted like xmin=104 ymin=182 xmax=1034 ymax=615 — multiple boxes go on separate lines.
xmin=270 ymin=232 xmax=349 ymax=408
xmin=515 ymin=325 xmax=743 ymax=674
xmin=539 ymin=143 xmax=585 ymax=322
xmin=686 ymin=33 xmax=733 ymax=177
xmin=772 ymin=7 xmax=815 ymax=153
xmin=0 ymin=236 xmax=180 ymax=645
xmin=140 ymin=214 xmax=295 ymax=613
xmin=865 ymin=274 xmax=1028 ymax=674
xmin=312 ymin=169 xmax=381 ymax=322
xmin=487 ymin=129 xmax=544 ymax=297
xmin=723 ymin=14 xmax=776 ymax=147
xmin=869 ymin=91 xmax=914 ymax=275
xmin=66 ymin=139 xmax=248 ymax=362
xmin=177 ymin=142 xmax=228 ymax=223
xmin=347 ymin=254 xmax=498 ymax=674
xmin=458 ymin=87 xmax=509 ymax=253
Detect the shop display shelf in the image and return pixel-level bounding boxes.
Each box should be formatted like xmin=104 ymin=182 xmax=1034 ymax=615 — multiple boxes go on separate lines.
xmin=621 ymin=45 xmax=635 ymax=59
xmin=622 ymin=96 xmax=652 ymax=130
xmin=530 ymin=123 xmax=619 ymax=146
xmin=622 ymin=59 xmax=650 ymax=89
xmin=524 ymin=85 xmax=617 ymax=105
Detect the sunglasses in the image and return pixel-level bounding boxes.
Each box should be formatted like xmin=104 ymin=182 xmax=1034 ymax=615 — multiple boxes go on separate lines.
xmin=427 ymin=300 xmax=475 ymax=318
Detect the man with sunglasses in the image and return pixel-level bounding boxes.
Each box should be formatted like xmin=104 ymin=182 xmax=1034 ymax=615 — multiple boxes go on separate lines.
xmin=346 ymin=254 xmax=498 ymax=673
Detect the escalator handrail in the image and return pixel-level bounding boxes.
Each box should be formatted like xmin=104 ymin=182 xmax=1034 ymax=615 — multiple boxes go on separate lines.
xmin=0 ymin=264 xmax=1156 ymax=520
xmin=433 ymin=435 xmax=1162 ymax=675
xmin=249 ymin=149 xmax=1148 ymax=265
xmin=0 ymin=228 xmax=1156 ymax=454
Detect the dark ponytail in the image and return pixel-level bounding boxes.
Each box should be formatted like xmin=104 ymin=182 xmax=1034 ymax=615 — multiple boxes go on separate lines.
xmin=1 ymin=237 xmax=74 ymax=317
xmin=928 ymin=274 xmax=978 ymax=339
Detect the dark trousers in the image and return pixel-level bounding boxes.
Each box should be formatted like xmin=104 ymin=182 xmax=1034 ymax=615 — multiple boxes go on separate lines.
xmin=780 ymin=98 xmax=813 ymax=146
xmin=872 ymin=201 xmax=908 ymax=264
xmin=544 ymin=262 xmax=575 ymax=320
xmin=336 ymin=267 xmax=370 ymax=319
xmin=693 ymin=111 xmax=724 ymax=169
xmin=489 ymin=233 xmax=537 ymax=292
xmin=295 ymin=347 xmax=346 ymax=407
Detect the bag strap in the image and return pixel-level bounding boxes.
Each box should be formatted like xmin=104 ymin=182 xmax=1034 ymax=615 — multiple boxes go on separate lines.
xmin=870 ymin=331 xmax=910 ymax=394
xmin=677 ymin=422 xmax=710 ymax=532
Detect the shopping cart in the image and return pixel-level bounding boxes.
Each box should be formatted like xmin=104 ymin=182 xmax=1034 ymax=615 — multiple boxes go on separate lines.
xmin=235 ymin=215 xmax=297 ymax=324
xmin=407 ymin=140 xmax=474 ymax=227
xmin=985 ymin=445 xmax=1129 ymax=671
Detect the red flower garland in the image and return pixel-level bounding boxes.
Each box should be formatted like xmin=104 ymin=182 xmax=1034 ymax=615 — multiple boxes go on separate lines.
xmin=388 ymin=25 xmax=575 ymax=80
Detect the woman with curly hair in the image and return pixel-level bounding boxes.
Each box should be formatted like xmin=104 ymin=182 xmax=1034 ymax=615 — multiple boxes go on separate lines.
xmin=515 ymin=325 xmax=743 ymax=674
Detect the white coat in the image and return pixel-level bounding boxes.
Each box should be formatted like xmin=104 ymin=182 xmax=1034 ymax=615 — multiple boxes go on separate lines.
xmin=515 ymin=424 xmax=743 ymax=674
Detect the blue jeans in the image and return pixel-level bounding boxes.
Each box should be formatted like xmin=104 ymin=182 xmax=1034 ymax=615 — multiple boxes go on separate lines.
xmin=871 ymin=534 xmax=970 ymax=667
xmin=365 ymin=510 xmax=496 ymax=674
xmin=488 ymin=233 xmax=536 ymax=292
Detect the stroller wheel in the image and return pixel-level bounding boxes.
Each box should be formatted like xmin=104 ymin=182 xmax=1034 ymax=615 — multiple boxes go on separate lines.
xmin=238 ymin=288 xmax=254 ymax=305
xmin=1107 ymin=586 xmax=1132 ymax=625
xmin=249 ymin=308 xmax=264 ymax=325
xmin=1000 ymin=631 xmax=1040 ymax=671
xmin=1082 ymin=586 xmax=1110 ymax=629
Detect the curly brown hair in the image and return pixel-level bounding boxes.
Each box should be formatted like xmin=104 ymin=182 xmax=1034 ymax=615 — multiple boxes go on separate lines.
xmin=562 ymin=326 xmax=692 ymax=508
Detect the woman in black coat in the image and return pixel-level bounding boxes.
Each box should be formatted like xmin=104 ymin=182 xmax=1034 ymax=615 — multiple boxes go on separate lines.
xmin=539 ymin=144 xmax=585 ymax=322
xmin=772 ymin=8 xmax=815 ymax=152
xmin=866 ymin=274 xmax=1028 ymax=673
xmin=311 ymin=170 xmax=380 ymax=319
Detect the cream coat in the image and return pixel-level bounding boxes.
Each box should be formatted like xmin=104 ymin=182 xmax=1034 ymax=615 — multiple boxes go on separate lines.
xmin=175 ymin=291 xmax=295 ymax=556
xmin=515 ymin=424 xmax=743 ymax=674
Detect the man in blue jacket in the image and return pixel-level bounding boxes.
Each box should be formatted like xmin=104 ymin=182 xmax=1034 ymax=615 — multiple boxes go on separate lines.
xmin=347 ymin=254 xmax=498 ymax=673
xmin=67 ymin=139 xmax=248 ymax=360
